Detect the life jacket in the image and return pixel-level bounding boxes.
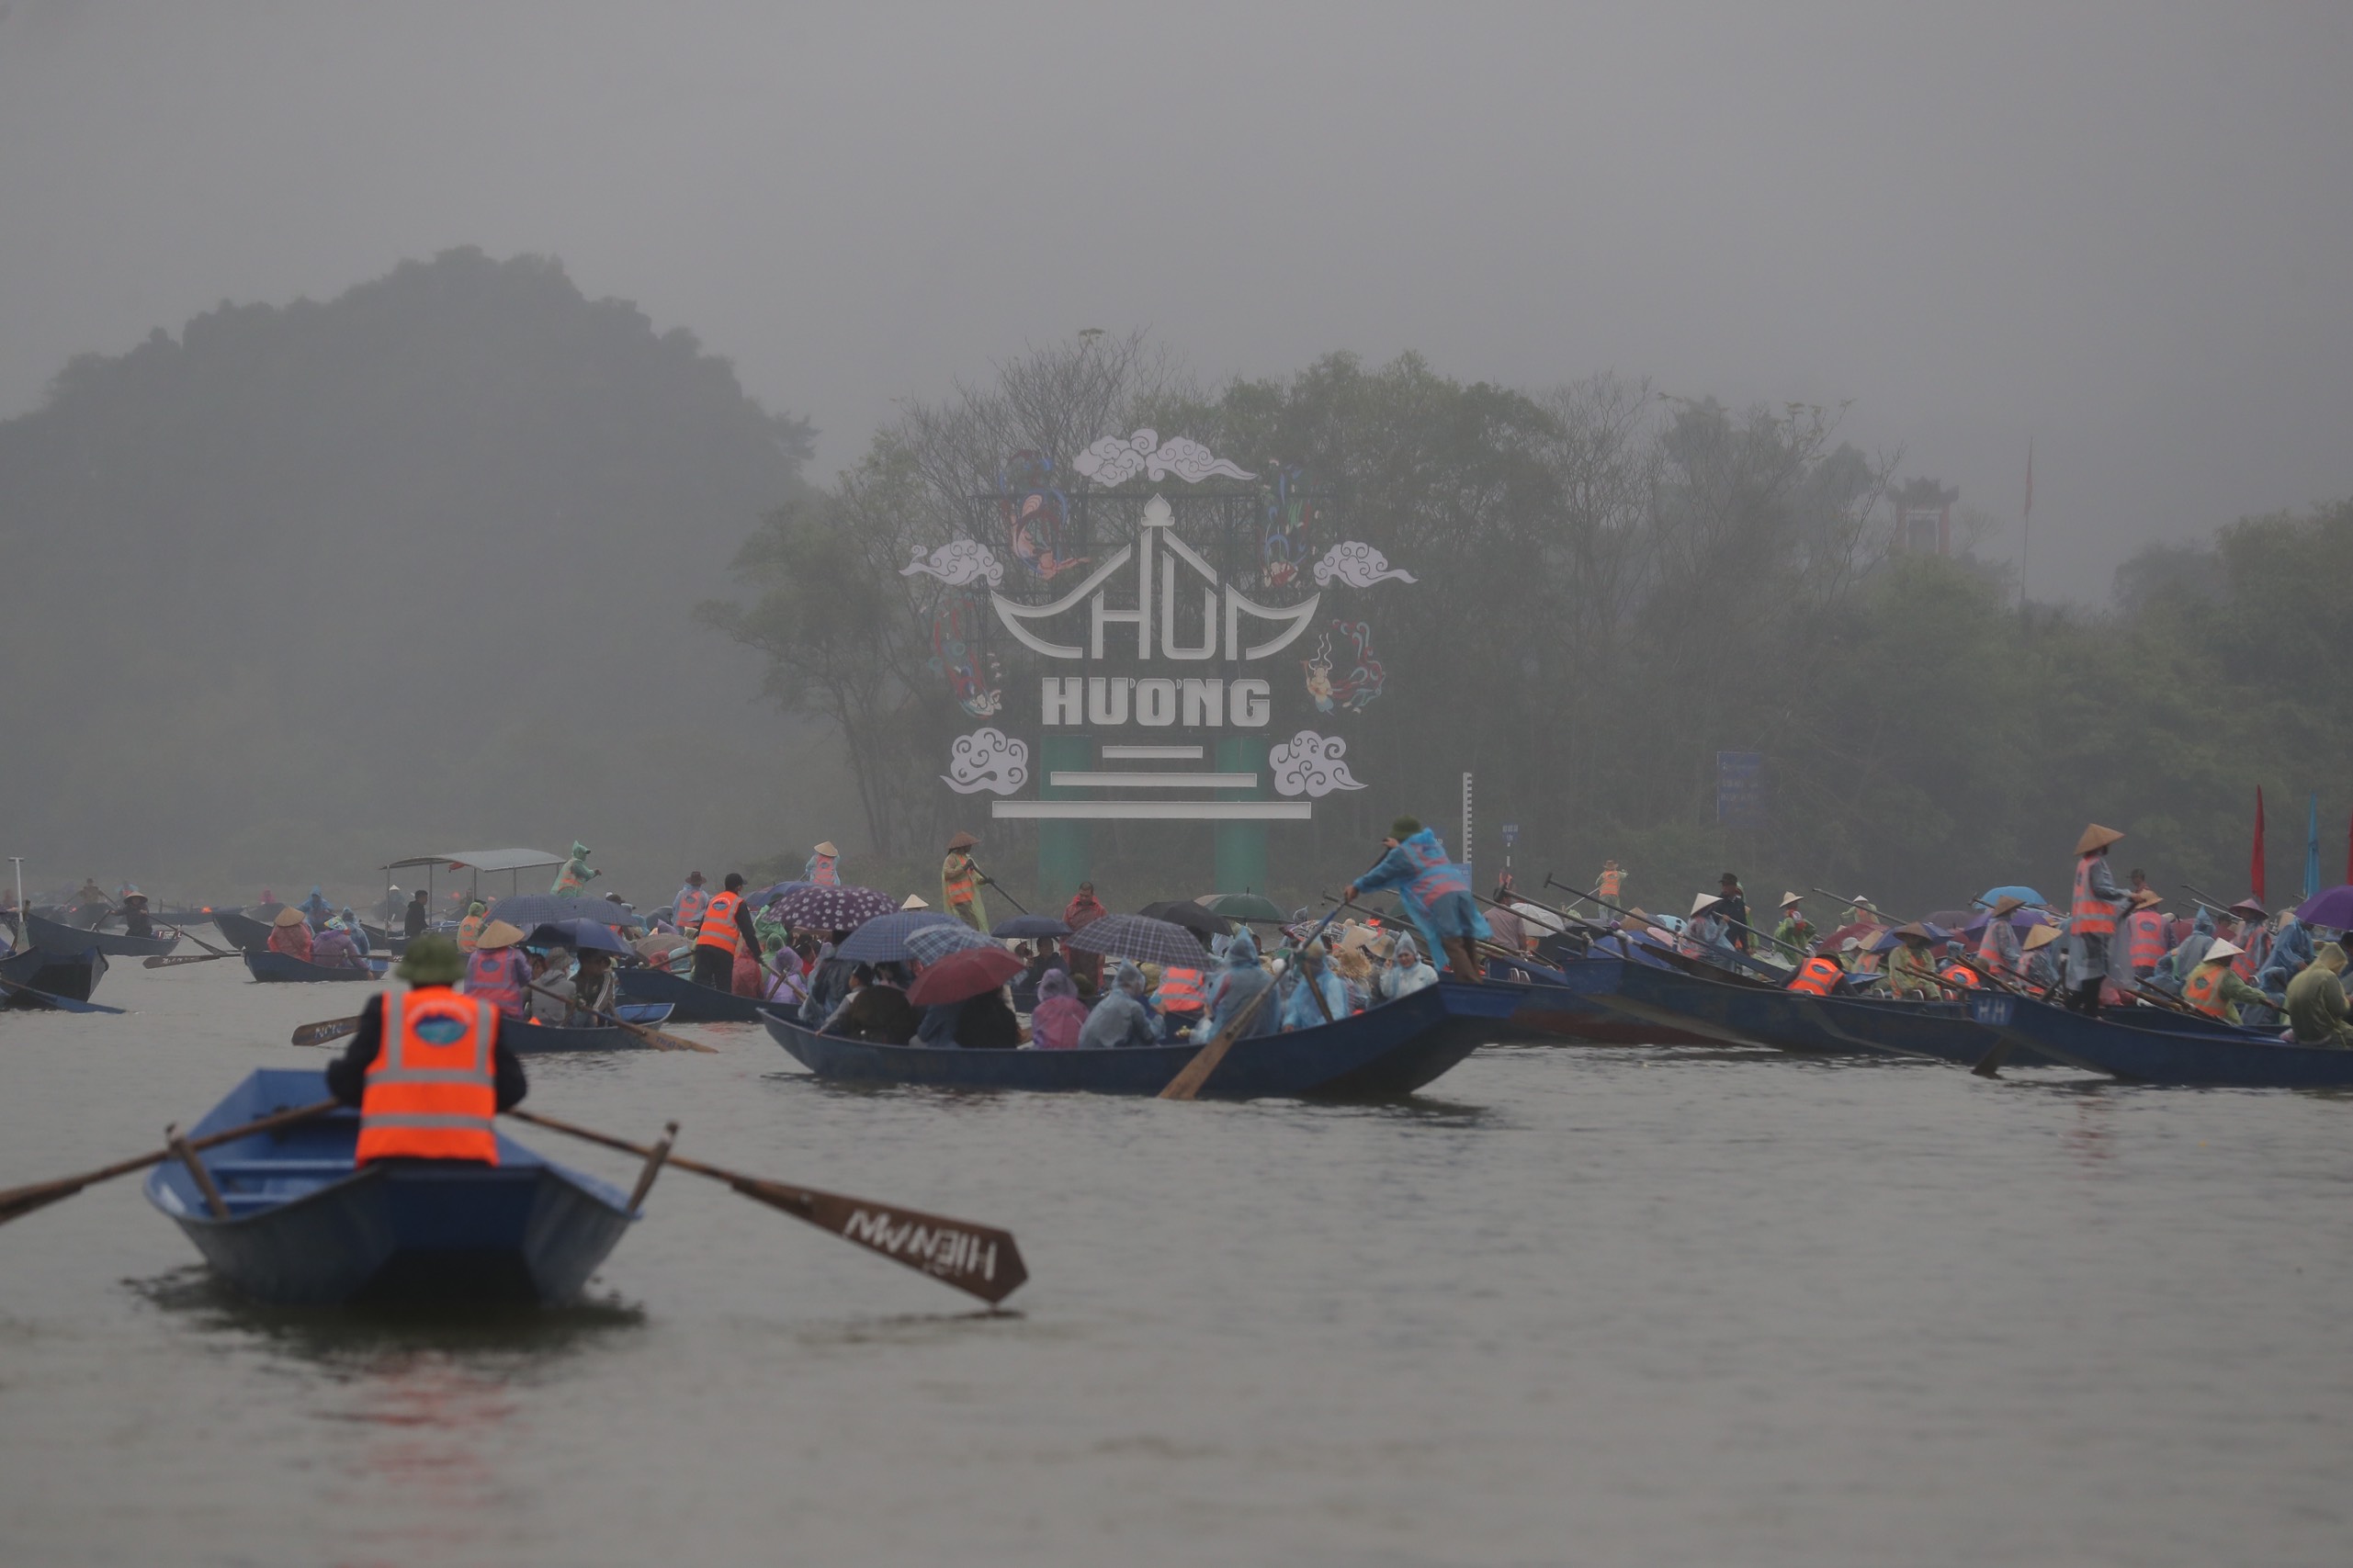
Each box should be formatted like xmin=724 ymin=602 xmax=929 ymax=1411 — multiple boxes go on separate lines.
xmin=943 ymin=854 xmax=980 ymax=909
xmin=1786 ymin=956 xmax=1843 ymax=996
xmin=807 ymin=856 xmax=839 ymax=887
xmin=1597 ymin=868 xmax=1623 ymax=901
xmin=1940 ymin=963 xmax=1979 ymax=990
xmin=356 ymin=987 xmax=499 ymax=1166
xmin=675 ymin=886 xmax=709 ymax=929
xmin=2183 ymin=964 xmax=2230 ymax=1018
xmin=457 ymin=913 xmax=484 ymax=952
xmin=2230 ymin=941 xmax=2259 ymax=982
xmin=2124 ymin=908 xmax=2166 ymax=970
xmin=1399 ymin=832 xmax=1470 ymax=909
xmin=696 ymin=890 xmax=744 ymax=953
xmin=1975 ymin=927 xmax=2008 ymax=974
xmin=462 ymin=947 xmax=530 ymax=1017
xmin=1156 ymin=965 xmax=1205 ymax=1013
xmin=2071 ymin=854 xmax=2118 ymax=937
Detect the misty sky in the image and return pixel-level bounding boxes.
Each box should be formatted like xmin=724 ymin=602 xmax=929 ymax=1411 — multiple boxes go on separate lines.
xmin=3 ymin=1 xmax=2348 ymax=601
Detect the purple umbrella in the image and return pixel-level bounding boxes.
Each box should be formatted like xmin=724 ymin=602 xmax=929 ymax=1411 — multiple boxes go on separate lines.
xmin=772 ymin=884 xmax=897 ymax=932
xmin=2294 ymin=885 xmax=2353 ymax=930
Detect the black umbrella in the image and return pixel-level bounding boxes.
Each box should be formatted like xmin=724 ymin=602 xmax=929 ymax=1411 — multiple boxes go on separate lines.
xmin=1138 ymin=900 xmax=1229 ymax=940
xmin=489 ymin=894 xmax=636 ymax=930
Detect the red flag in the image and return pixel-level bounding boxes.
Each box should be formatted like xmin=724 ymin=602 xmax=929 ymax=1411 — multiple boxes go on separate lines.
xmin=2251 ymin=786 xmax=2266 ymax=906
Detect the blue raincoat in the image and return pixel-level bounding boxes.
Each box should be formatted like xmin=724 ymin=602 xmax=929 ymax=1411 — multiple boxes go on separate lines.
xmin=1353 ymin=829 xmax=1491 ymax=959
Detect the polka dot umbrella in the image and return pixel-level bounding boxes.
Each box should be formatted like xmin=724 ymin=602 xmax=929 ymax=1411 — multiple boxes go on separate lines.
xmin=772 ymin=884 xmax=897 ymax=933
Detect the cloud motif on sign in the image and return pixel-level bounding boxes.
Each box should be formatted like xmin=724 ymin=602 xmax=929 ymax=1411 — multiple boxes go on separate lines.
xmin=943 ymin=728 xmax=1029 ymax=795
xmin=1269 ymin=730 xmax=1367 ymax=798
xmin=902 ymin=539 xmax=1004 ymax=589
xmin=1312 ymin=541 xmax=1419 ymax=588
xmin=1073 ymin=429 xmax=1256 ymax=488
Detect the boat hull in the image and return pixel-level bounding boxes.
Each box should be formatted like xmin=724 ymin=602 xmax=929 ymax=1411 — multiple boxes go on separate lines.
xmin=0 ymin=943 xmax=108 ymax=1004
xmin=143 ymin=1067 xmax=634 ymax=1306
xmin=25 ymin=909 xmax=178 ymax=958
xmin=243 ymin=950 xmax=389 ymax=983
xmin=1961 ymin=989 xmax=2353 ymax=1089
xmin=506 ymin=1004 xmax=677 ymax=1054
xmin=617 ymin=964 xmax=769 ymax=1022
xmin=210 ymin=908 xmax=276 ymax=953
xmin=764 ymin=979 xmax=1528 ymax=1100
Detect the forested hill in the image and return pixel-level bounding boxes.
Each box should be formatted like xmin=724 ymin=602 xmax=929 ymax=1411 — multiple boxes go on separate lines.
xmin=0 ymin=249 xmax=845 ymax=898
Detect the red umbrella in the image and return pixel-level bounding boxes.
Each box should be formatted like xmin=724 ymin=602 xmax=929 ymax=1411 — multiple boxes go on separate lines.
xmin=906 ymin=945 xmax=1024 ymax=1007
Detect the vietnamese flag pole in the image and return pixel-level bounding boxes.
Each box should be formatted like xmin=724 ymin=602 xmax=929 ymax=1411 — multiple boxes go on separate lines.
xmin=2251 ymin=786 xmax=2266 ymax=906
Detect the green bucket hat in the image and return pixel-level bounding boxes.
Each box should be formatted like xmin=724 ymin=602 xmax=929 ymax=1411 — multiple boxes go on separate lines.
xmin=395 ymin=933 xmax=466 ymax=985
xmin=1389 ymin=817 xmax=1423 ymax=840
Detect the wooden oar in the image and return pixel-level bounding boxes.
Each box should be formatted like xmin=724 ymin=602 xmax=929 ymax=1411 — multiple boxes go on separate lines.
xmin=0 ymin=970 xmax=129 ymax=1015
xmin=290 ymin=1012 xmax=366 ymax=1046
xmin=505 ymin=1108 xmax=1026 ymax=1303
xmin=970 ymin=863 xmax=1029 ymax=916
xmin=145 ymin=950 xmax=243 ymax=968
xmin=525 ymin=983 xmax=718 ymax=1054
xmin=0 ymin=1098 xmax=340 ymax=1226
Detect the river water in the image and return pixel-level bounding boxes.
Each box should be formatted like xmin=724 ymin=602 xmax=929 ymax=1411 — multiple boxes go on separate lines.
xmin=2 ymin=959 xmax=2348 ymax=1567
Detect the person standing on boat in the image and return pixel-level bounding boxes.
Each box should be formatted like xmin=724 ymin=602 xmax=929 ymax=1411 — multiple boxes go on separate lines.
xmin=326 ymin=934 xmax=526 ymax=1165
xmin=673 ymin=872 xmax=710 ymax=931
xmin=457 ymin=900 xmax=488 ymax=952
xmin=115 ymin=888 xmax=156 ymax=941
xmin=2122 ymin=890 xmax=2168 ymax=978
xmin=1771 ymin=893 xmax=1816 ymax=957
xmin=690 ymin=873 xmax=756 ymax=991
xmin=550 ymin=841 xmax=599 ymax=898
xmin=942 ymin=831 xmax=989 ymax=932
xmin=300 ymin=886 xmax=334 ymax=931
xmin=1346 ymin=817 xmax=1491 ymax=983
xmin=403 ymin=888 xmax=430 ymax=941
xmin=805 ymin=842 xmax=841 ymax=886
xmin=1595 ymin=860 xmax=1627 ymax=908
xmin=2065 ymin=824 xmax=2129 ymax=1017
xmin=266 ymin=906 xmax=314 ymax=964
xmin=1714 ymin=874 xmax=1751 ymax=954
xmin=460 ymin=920 xmax=534 ymax=1019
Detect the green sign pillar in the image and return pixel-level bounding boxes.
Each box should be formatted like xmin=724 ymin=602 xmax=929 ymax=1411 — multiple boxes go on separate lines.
xmin=1036 ymin=733 xmax=1092 ymax=907
xmin=1214 ymin=733 xmax=1270 ymax=896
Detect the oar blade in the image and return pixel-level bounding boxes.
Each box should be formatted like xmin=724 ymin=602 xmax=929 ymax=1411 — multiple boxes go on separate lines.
xmin=0 ymin=1179 xmax=89 ymax=1228
xmin=144 ymin=952 xmax=230 ymax=968
xmin=731 ymin=1178 xmax=1027 ymax=1304
xmin=290 ymin=1016 xmax=362 ymax=1047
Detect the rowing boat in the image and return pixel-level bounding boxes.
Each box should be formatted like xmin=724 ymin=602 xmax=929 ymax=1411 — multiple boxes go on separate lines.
xmin=143 ymin=1067 xmax=637 ymax=1306
xmin=24 ymin=909 xmax=179 ymax=959
xmin=210 ymin=908 xmax=275 ymax=953
xmin=764 ymin=978 xmax=1529 ymax=1099
xmin=505 ymin=1003 xmax=677 ymax=1054
xmin=243 ymin=950 xmax=391 ymax=984
xmin=1485 ymin=954 xmax=1723 ymax=1045
xmin=616 ymin=964 xmax=770 ymax=1023
xmin=1959 ymin=989 xmax=2353 ymax=1089
xmin=1 ymin=943 xmax=109 ymax=1005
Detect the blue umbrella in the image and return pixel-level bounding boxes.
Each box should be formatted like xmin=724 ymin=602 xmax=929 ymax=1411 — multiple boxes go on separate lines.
xmin=752 ymin=880 xmax=812 ymax=906
xmin=838 ymin=909 xmax=959 ymax=964
xmin=489 ymin=893 xmax=636 ymax=930
xmin=1974 ymin=886 xmax=2046 ymax=908
xmin=990 ymin=914 xmax=1071 ymax=939
xmin=525 ymin=919 xmax=632 ymax=956
xmin=906 ymin=922 xmax=997 ymax=964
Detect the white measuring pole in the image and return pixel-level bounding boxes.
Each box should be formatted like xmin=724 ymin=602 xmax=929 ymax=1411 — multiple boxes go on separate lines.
xmin=1460 ymin=773 xmax=1474 ymax=887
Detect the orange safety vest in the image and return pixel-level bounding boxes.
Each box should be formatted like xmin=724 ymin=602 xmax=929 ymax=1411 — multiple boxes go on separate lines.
xmin=2071 ymin=854 xmax=2118 ymax=937
xmin=1598 ymin=869 xmax=1623 ymax=901
xmin=1156 ymin=965 xmax=1205 ymax=1012
xmin=1786 ymin=956 xmax=1843 ymax=996
xmin=356 ymin=987 xmax=500 ymax=1166
xmin=2124 ymin=908 xmax=2166 ymax=971
xmin=696 ymin=890 xmax=744 ymax=953
xmin=463 ymin=946 xmax=530 ymax=1017
xmin=1975 ymin=927 xmax=2007 ymax=974
xmin=943 ymin=853 xmax=980 ymax=909
xmin=457 ymin=913 xmax=483 ymax=952
xmin=675 ymin=886 xmax=709 ymax=929
xmin=1940 ymin=963 xmax=1979 ymax=990
xmin=808 ymin=857 xmax=840 ymax=887
xmin=2183 ymin=964 xmax=2230 ymax=1018
xmin=2230 ymin=941 xmax=2259 ymax=982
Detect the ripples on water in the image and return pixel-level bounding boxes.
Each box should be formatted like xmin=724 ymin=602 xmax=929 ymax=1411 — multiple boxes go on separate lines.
xmin=3 ymin=964 xmax=2349 ymax=1566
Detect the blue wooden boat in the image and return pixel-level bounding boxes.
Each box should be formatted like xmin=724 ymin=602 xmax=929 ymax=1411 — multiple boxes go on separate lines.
xmin=764 ymin=978 xmax=1530 ymax=1099
xmin=1 ymin=942 xmax=108 ymax=1005
xmin=25 ymin=908 xmax=179 ymax=959
xmin=617 ymin=964 xmax=770 ymax=1023
xmin=210 ymin=908 xmax=276 ymax=953
xmin=143 ymin=1067 xmax=637 ymax=1306
xmin=244 ymin=950 xmax=391 ymax=983
xmin=506 ymin=1003 xmax=677 ymax=1054
xmin=1484 ymin=954 xmax=1721 ymax=1045
xmin=1960 ymin=989 xmax=2353 ymax=1089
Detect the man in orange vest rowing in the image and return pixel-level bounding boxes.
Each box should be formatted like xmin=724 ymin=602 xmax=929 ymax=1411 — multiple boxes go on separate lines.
xmin=2182 ymin=939 xmax=2268 ymax=1024
xmin=2065 ymin=824 xmax=2129 ymax=1017
xmin=1595 ymin=861 xmax=1626 ymax=907
xmin=805 ymin=842 xmax=841 ymax=887
xmin=942 ymin=831 xmax=989 ymax=931
xmin=325 ymin=934 xmax=526 ymax=1167
xmin=691 ymin=873 xmax=756 ymax=991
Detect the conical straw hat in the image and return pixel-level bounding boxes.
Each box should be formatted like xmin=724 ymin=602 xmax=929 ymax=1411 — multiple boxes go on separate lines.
xmin=2075 ymin=823 xmax=2124 ymax=855
xmin=2201 ymin=938 xmax=2244 ymax=964
xmin=474 ymin=919 xmax=526 ymax=950
xmin=1689 ymin=894 xmax=1721 ymax=917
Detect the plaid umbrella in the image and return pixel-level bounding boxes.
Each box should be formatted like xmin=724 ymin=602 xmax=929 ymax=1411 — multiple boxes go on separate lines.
xmin=837 ymin=908 xmax=958 ymax=963
xmin=905 ymin=921 xmax=998 ymax=964
xmin=906 ymin=946 xmax=1024 ymax=1007
xmin=773 ymin=884 xmax=896 ymax=932
xmin=1068 ymin=913 xmax=1204 ymax=968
